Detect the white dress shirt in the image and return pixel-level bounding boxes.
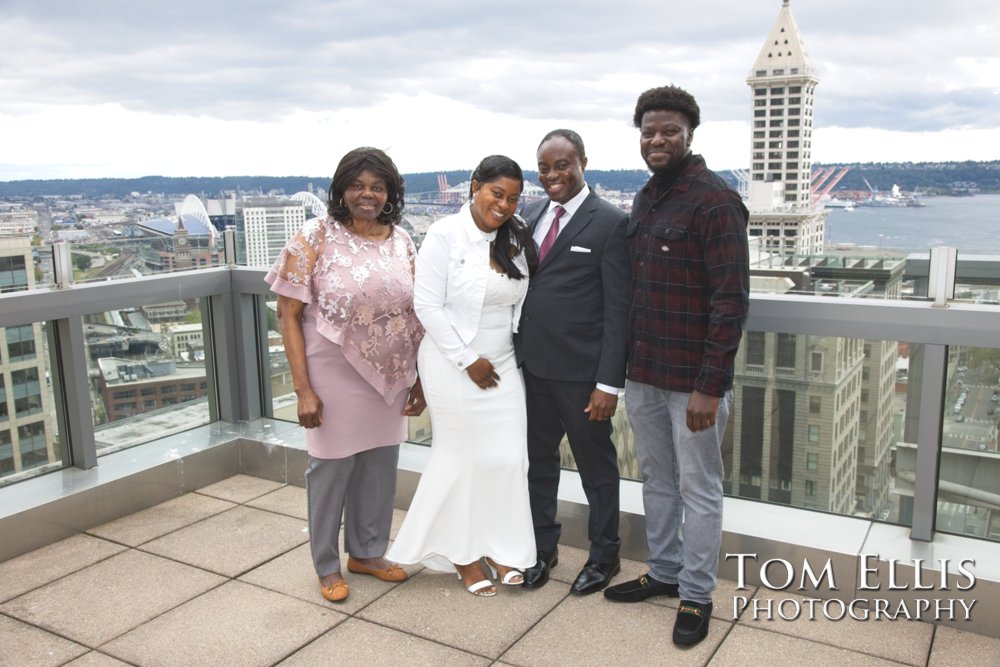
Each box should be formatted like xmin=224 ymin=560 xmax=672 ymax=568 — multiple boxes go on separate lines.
xmin=414 ymin=204 xmax=529 ymax=369
xmin=531 ymin=184 xmax=591 ymax=248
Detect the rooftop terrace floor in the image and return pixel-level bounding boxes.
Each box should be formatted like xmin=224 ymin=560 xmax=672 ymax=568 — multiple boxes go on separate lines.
xmin=2 ymin=474 xmax=998 ymax=666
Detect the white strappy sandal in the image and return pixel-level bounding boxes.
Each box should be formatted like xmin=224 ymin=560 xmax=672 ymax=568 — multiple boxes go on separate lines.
xmin=456 ymin=563 xmax=497 ymax=597
xmin=484 ymin=558 xmax=524 ymax=586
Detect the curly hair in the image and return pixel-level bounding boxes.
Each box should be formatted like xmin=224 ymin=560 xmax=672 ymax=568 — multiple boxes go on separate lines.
xmin=633 ymin=85 xmax=701 ymax=130
xmin=327 ymin=147 xmax=405 ymax=226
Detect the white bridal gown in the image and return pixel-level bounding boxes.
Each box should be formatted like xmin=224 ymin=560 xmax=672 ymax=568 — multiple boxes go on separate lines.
xmin=388 ymin=268 xmax=536 ymax=572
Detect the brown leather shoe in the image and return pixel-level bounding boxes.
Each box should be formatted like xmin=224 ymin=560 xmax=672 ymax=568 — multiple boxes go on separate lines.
xmin=319 ymin=578 xmax=349 ymax=602
xmin=347 ymin=557 xmax=409 ymax=582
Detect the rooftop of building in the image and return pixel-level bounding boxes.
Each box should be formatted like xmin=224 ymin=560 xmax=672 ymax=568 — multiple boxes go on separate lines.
xmin=96 ymin=358 xmax=206 ymax=385
xmin=4 ymin=471 xmax=998 ymax=666
xmin=136 ymin=213 xmax=216 ymax=238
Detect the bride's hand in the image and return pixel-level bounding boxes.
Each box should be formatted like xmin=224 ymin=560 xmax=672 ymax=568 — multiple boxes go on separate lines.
xmin=402 ymin=379 xmax=426 ymax=416
xmin=466 ymin=358 xmax=500 ymax=390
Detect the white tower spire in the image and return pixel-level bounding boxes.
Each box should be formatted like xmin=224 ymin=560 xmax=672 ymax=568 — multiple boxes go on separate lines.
xmin=746 ymin=0 xmax=819 ymax=211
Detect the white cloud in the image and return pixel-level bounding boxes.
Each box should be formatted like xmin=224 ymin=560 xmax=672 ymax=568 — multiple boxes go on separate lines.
xmin=1 ymin=0 xmax=999 ymax=179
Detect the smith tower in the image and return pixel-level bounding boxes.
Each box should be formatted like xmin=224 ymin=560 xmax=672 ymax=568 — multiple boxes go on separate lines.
xmin=745 ymin=0 xmax=826 ymax=255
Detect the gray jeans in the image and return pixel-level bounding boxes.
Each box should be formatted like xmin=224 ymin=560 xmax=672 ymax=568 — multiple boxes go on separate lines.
xmin=625 ymin=380 xmax=732 ymax=603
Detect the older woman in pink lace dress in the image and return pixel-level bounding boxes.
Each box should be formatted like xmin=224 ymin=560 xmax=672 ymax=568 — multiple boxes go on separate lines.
xmin=265 ymin=147 xmax=424 ymax=603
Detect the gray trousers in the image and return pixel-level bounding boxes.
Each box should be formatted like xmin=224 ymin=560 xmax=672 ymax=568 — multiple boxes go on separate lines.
xmin=306 ymin=445 xmax=399 ymax=578
xmin=626 ymin=381 xmax=732 ymax=604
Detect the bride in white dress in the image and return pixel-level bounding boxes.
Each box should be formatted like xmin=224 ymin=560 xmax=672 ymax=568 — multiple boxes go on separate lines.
xmin=387 ymin=156 xmax=537 ymax=596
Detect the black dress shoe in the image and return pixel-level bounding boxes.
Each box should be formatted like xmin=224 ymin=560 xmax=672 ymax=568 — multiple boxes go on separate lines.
xmin=570 ymin=558 xmax=620 ymax=595
xmin=522 ymin=549 xmax=558 ymax=589
xmin=673 ymin=600 xmax=712 ymax=646
xmin=603 ymin=573 xmax=679 ymax=602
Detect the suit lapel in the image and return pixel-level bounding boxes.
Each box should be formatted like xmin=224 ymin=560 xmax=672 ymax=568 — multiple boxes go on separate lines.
xmin=524 ymin=199 xmax=548 ymax=234
xmin=538 ymin=192 xmax=598 ymax=269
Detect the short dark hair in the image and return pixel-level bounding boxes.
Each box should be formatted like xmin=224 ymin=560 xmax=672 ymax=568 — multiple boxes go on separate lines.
xmin=633 ymin=85 xmax=701 ymax=130
xmin=537 ymin=128 xmax=586 ymax=160
xmin=327 ymin=147 xmax=405 ymax=226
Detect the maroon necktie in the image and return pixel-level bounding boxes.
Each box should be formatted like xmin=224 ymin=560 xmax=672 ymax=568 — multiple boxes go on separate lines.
xmin=537 ymin=205 xmax=565 ymax=263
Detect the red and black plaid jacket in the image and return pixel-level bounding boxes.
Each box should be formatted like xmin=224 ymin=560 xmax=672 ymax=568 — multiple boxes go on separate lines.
xmin=626 ymin=154 xmax=750 ymax=397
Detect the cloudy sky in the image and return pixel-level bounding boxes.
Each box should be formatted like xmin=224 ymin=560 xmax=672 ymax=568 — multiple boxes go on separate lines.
xmin=2 ymin=0 xmax=998 ymax=180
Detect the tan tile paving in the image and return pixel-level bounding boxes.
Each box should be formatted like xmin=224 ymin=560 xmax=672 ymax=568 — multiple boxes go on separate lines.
xmin=237 ymin=542 xmax=420 ymax=615
xmin=0 ymin=534 xmax=126 ymax=603
xmin=101 ymin=580 xmax=343 ymax=667
xmin=140 ymin=505 xmax=308 ymax=577
xmin=359 ymin=568 xmax=569 ymax=660
xmin=927 ymin=626 xmax=1000 ymax=667
xmin=195 ymin=474 xmax=284 ymax=503
xmin=3 ymin=475 xmax=996 ymax=666
xmin=502 ymin=589 xmax=731 ymax=667
xmin=736 ymin=587 xmax=934 ymax=666
xmin=710 ymin=625 xmax=911 ymax=666
xmin=245 ymin=484 xmax=308 ymax=520
xmin=62 ymin=651 xmax=132 ymax=666
xmin=279 ymin=618 xmax=492 ymax=666
xmin=0 ymin=615 xmax=88 ymax=666
xmin=0 ymin=549 xmax=224 ymax=648
xmin=86 ymin=492 xmax=236 ymax=546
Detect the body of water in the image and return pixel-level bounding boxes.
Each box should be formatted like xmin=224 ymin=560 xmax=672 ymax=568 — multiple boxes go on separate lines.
xmin=824 ymin=194 xmax=1000 ymax=255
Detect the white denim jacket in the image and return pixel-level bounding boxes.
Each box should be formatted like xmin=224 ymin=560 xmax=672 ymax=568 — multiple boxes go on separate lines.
xmin=414 ymin=204 xmax=529 ymax=369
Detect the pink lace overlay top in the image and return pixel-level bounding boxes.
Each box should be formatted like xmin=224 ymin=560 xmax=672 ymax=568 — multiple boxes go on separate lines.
xmin=265 ymin=216 xmax=423 ymax=404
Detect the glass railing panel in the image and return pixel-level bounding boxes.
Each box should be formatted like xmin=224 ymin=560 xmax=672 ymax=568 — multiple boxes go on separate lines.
xmin=935 ymin=345 xmax=1000 ymax=540
xmin=0 ymin=319 xmax=63 ymax=487
xmin=11 ymin=190 xmax=233 ymax=283
xmin=951 ymin=282 xmax=1000 ymax=306
xmin=1 ymin=236 xmax=53 ymax=292
xmin=264 ymin=299 xmax=295 ymax=424
xmin=717 ymin=333 xmax=904 ymax=523
xmin=90 ymin=298 xmax=211 ymax=455
xmin=747 ymin=252 xmax=920 ymax=301
xmin=62 ymin=235 xmax=228 ymax=285
xmin=563 ymin=333 xmax=904 ymax=526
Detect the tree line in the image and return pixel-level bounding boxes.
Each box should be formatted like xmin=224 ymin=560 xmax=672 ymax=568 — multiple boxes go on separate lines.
xmin=2 ymin=161 xmax=998 ymax=198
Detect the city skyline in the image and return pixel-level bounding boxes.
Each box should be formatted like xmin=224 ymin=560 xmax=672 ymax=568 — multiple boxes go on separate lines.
xmin=2 ymin=1 xmax=999 ymax=180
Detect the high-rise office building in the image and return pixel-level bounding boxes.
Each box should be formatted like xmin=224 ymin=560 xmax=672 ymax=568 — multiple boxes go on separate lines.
xmin=0 ymin=236 xmax=58 ymax=478
xmin=729 ymin=323 xmax=864 ymax=513
xmin=745 ymin=0 xmax=826 ymax=256
xmin=237 ymin=199 xmax=307 ymax=268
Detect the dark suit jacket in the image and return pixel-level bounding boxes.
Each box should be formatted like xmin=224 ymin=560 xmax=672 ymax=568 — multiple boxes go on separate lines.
xmin=514 ymin=190 xmax=630 ymax=387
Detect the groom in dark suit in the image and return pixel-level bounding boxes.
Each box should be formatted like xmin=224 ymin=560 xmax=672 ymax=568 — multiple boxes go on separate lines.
xmin=515 ymin=129 xmax=630 ymax=595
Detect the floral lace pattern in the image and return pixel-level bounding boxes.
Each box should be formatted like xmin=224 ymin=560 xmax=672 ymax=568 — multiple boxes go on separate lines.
xmin=265 ymin=216 xmax=423 ymax=403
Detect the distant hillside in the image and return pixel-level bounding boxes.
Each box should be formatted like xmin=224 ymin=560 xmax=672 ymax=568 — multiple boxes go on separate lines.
xmin=810 ymin=161 xmax=1000 ymax=194
xmin=2 ymin=161 xmax=998 ymax=197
